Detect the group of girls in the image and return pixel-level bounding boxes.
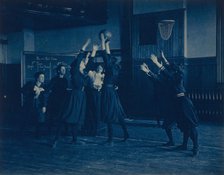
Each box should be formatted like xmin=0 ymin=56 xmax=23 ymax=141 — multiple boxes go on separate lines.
xmin=22 ymin=31 xmax=129 ymax=148
xmin=22 ymin=30 xmax=199 ymax=157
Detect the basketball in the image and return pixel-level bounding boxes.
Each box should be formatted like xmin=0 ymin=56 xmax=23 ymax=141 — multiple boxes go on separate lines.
xmin=99 ymin=29 xmax=112 ymax=40
xmin=105 ymin=31 xmax=112 ymax=40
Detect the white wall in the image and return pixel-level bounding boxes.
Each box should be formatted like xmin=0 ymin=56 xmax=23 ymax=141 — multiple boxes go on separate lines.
xmin=5 ymin=0 xmax=121 ymax=63
xmin=0 ymin=34 xmax=7 ymax=63
xmin=5 ymin=0 xmax=217 ymax=63
xmin=133 ymin=0 xmax=216 ymax=58
xmin=186 ymin=0 xmax=216 ymax=58
xmin=7 ymin=32 xmax=24 ymax=64
xmin=133 ymin=0 xmax=185 ymax=14
xmin=35 ymin=0 xmax=121 ymax=53
xmin=23 ymin=29 xmax=35 ymax=52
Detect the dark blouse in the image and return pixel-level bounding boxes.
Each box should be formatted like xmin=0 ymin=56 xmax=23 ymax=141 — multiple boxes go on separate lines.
xmin=50 ymin=76 xmax=68 ymax=95
xmin=70 ymin=51 xmax=87 ymax=90
xmin=102 ymin=51 xmax=120 ymax=85
xmin=22 ymin=81 xmax=47 ymax=109
xmin=160 ymin=64 xmax=186 ymax=95
xmin=48 ymin=76 xmax=68 ymax=99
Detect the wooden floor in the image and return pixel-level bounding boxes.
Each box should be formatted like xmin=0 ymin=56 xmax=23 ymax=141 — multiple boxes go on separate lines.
xmin=0 ymin=121 xmax=224 ymax=175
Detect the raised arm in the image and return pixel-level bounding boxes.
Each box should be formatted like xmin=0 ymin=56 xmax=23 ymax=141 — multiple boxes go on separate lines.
xmin=85 ymin=44 xmax=99 ymax=71
xmin=160 ymin=50 xmax=169 ymax=65
xmin=150 ymin=54 xmax=163 ymax=69
xmin=81 ymin=38 xmax=91 ymax=52
xmin=140 ymin=63 xmax=160 ymax=83
xmin=150 ymin=53 xmax=173 ymax=80
xmin=100 ymin=32 xmax=106 ymax=51
xmin=76 ymin=38 xmax=91 ymax=64
xmin=105 ymin=40 xmax=111 ymax=55
xmin=91 ymin=44 xmax=99 ymax=58
xmin=100 ymin=32 xmax=111 ymax=67
xmin=79 ymin=52 xmax=91 ymax=75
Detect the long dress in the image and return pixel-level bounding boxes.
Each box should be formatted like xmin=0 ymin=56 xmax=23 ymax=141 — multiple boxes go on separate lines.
xmin=83 ymin=58 xmax=103 ymax=136
xmin=101 ymin=51 xmax=129 ymax=142
xmin=159 ymin=64 xmax=199 ymax=131
xmin=160 ymin=64 xmax=199 ymax=153
xmin=101 ymin=51 xmax=126 ymax=123
xmin=146 ymin=69 xmax=176 ymax=130
xmin=47 ymin=76 xmax=68 ymax=124
xmin=22 ymin=81 xmax=47 ymax=124
xmin=61 ymin=51 xmax=86 ymax=129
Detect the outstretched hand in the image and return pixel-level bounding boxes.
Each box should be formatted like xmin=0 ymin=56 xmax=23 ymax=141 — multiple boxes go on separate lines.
xmin=93 ymin=44 xmax=99 ymax=51
xmin=160 ymin=50 xmax=165 ymax=59
xmin=86 ymin=52 xmax=91 ymax=59
xmin=84 ymin=52 xmax=90 ymax=65
xmin=160 ymin=50 xmax=169 ymax=65
xmin=85 ymin=38 xmax=91 ymax=46
xmin=100 ymin=33 xmax=105 ymax=42
xmin=140 ymin=63 xmax=150 ymax=73
xmin=150 ymin=54 xmax=158 ymax=64
xmin=150 ymin=54 xmax=163 ymax=68
xmin=82 ymin=38 xmax=91 ymax=51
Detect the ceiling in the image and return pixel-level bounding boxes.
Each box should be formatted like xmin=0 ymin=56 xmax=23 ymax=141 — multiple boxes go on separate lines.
xmin=0 ymin=0 xmax=108 ymax=33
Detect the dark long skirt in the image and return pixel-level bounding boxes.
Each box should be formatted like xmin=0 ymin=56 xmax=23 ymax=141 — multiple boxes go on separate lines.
xmin=62 ymin=89 xmax=86 ymax=128
xmin=175 ymin=96 xmax=199 ymax=132
xmin=101 ymin=86 xmax=126 ymax=123
xmin=162 ymin=95 xmax=176 ymax=129
xmin=47 ymin=93 xmax=68 ymax=124
xmin=83 ymin=87 xmax=101 ymax=136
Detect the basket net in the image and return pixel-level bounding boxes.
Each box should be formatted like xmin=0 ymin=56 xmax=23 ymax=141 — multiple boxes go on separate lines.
xmin=158 ymin=20 xmax=175 ymax=40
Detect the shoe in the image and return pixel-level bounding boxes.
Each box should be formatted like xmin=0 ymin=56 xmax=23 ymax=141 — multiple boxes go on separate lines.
xmin=104 ymin=139 xmax=114 ymax=146
xmin=163 ymin=141 xmax=175 ymax=147
xmin=105 ymin=141 xmax=114 ymax=146
xmin=52 ymin=141 xmax=57 ymax=149
xmin=192 ymin=148 xmax=199 ymax=157
xmin=122 ymin=133 xmax=129 ymax=142
xmin=156 ymin=124 xmax=162 ymax=128
xmin=175 ymin=144 xmax=187 ymax=150
xmin=69 ymin=139 xmax=78 ymax=144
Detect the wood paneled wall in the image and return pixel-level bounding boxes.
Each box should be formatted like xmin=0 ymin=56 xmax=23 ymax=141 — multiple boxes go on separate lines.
xmin=128 ymin=9 xmax=185 ymax=119
xmin=185 ymin=57 xmax=217 ymax=89
xmin=0 ymin=64 xmax=21 ymax=121
xmin=132 ymin=9 xmax=185 ymax=61
xmin=185 ymin=57 xmax=223 ymax=121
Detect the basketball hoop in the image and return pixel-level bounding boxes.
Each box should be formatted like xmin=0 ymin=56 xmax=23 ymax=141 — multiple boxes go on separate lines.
xmin=158 ymin=20 xmax=175 ymax=40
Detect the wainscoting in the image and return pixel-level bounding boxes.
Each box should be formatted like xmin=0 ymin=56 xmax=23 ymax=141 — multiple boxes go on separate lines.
xmin=187 ymin=87 xmax=224 ymax=121
xmin=128 ymin=57 xmax=223 ymax=121
xmin=0 ymin=63 xmax=21 ymax=123
xmin=185 ymin=57 xmax=224 ymax=121
xmin=0 ymin=57 xmax=223 ymax=122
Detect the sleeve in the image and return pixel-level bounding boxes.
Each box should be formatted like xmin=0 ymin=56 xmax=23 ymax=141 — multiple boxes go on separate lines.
xmin=146 ymin=72 xmax=162 ymax=85
xmin=102 ymin=50 xmax=112 ymax=68
xmin=85 ymin=56 xmax=95 ymax=72
xmin=76 ymin=50 xmax=85 ymax=69
xmin=70 ymin=51 xmax=85 ymax=76
xmin=159 ymin=65 xmax=175 ymax=82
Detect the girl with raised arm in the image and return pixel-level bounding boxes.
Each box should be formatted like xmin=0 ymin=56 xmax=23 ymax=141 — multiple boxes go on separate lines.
xmin=52 ymin=39 xmax=91 ymax=148
xmin=149 ymin=52 xmax=199 ymax=157
xmin=83 ymin=44 xmax=104 ymax=136
xmin=100 ymin=31 xmax=129 ymax=145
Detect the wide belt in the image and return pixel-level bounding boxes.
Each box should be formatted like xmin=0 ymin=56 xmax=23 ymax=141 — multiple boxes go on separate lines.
xmin=106 ymin=84 xmax=114 ymax=88
xmin=177 ymin=93 xmax=185 ymax=97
